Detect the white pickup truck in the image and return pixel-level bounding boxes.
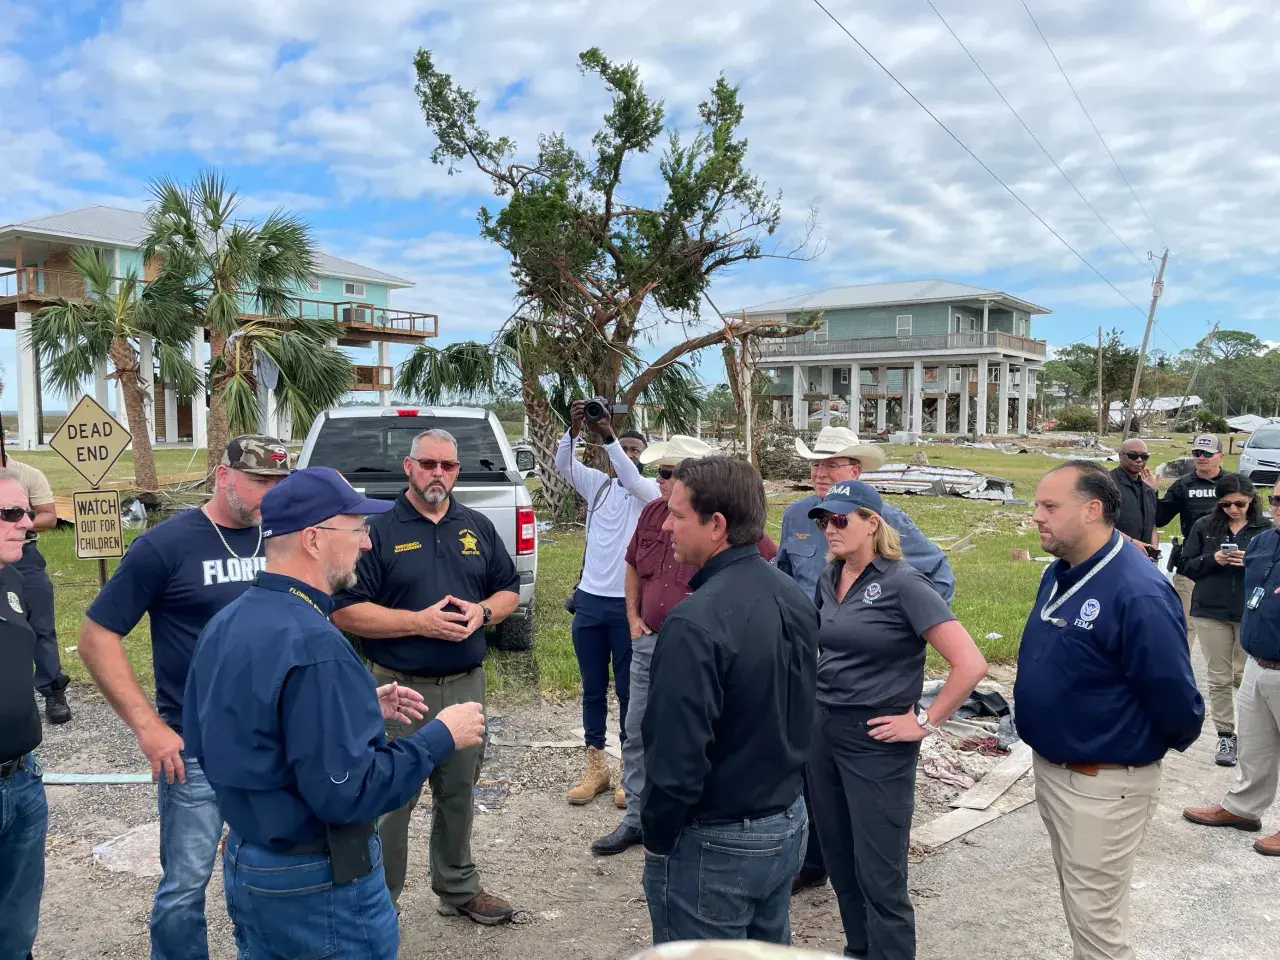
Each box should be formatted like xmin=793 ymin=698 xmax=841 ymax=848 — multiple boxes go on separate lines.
xmin=296 ymin=405 xmax=538 ymax=651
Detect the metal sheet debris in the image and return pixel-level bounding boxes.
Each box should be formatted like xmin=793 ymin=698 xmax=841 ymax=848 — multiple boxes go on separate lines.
xmin=863 ymin=463 xmax=1015 ymax=502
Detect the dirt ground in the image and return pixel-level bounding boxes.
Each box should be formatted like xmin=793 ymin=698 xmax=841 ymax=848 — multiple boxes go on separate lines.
xmin=33 ymin=685 xmax=1007 ymax=960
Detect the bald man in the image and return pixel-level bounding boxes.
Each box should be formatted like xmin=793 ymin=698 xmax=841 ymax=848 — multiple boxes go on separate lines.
xmin=1110 ymin=438 xmax=1159 ymax=559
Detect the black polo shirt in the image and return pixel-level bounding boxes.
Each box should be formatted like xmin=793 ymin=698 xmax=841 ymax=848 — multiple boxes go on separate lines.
xmin=0 ymin=564 xmax=40 ymax=763
xmin=333 ymin=494 xmax=520 ymax=677
xmin=1110 ymin=465 xmax=1157 ymax=544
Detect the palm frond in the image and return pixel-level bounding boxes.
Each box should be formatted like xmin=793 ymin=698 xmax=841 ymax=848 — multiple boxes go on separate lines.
xmin=636 ymin=359 xmax=703 ymax=433
xmin=218 ymin=373 xmax=260 ymax=438
xmin=397 ymin=342 xmax=496 ymax=402
xmin=154 ymin=342 xmax=202 ymax=400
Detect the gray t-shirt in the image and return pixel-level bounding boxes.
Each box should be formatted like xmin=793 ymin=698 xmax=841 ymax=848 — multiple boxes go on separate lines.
xmin=815 ymin=555 xmax=955 ymax=709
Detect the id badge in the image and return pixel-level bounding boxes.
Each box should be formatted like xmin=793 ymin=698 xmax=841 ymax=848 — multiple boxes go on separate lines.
xmin=1248 ymin=586 xmax=1266 ymax=611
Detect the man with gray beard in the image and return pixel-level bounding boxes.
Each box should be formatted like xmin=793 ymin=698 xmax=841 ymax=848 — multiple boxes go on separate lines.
xmin=333 ymin=429 xmax=521 ymax=925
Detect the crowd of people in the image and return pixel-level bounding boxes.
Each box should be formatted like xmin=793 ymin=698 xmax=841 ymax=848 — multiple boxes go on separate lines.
xmin=2 ymin=422 xmax=1279 ymax=960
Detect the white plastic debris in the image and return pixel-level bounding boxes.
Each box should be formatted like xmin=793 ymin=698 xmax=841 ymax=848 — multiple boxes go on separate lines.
xmin=985 ymin=632 xmax=1003 ymax=640
xmin=92 ymin=822 xmax=163 ymax=878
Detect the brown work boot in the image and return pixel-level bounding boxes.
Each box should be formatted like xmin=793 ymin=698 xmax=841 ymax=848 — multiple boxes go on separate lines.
xmin=1254 ymin=832 xmax=1280 ymax=856
xmin=614 ymin=756 xmax=626 ymax=809
xmin=567 ymin=746 xmax=611 ymax=805
xmin=1182 ymin=803 xmax=1263 ymax=832
xmin=438 ymin=892 xmax=515 ymax=926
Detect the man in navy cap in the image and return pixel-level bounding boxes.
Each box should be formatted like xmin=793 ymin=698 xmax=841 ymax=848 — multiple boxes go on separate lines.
xmin=184 ymin=467 xmax=486 ymax=959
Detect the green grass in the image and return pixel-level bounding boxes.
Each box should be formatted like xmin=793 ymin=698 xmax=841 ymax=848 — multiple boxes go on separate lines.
xmin=38 ymin=434 xmax=1239 ymax=699
xmin=11 ymin=447 xmax=209 ymax=494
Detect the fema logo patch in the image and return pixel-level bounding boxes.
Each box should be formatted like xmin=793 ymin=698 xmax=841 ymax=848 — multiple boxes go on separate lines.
xmin=1080 ymin=599 xmax=1100 ymax=622
xmin=863 ymin=582 xmax=882 ymax=605
xmin=7 ymin=591 xmax=21 ymax=614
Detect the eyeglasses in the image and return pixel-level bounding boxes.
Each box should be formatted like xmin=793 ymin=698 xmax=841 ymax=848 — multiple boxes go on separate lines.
xmin=409 ymin=458 xmax=460 ymax=472
xmin=813 ymin=513 xmax=851 ymax=530
xmin=315 ymin=522 xmax=370 ymax=536
xmin=0 ymin=506 xmax=34 ymax=523
xmin=1221 ymin=500 xmax=1252 ymax=511
xmin=1191 ymin=450 xmax=1216 ymax=459
xmin=658 ymin=467 xmax=675 ymax=480
xmin=1124 ymin=452 xmax=1150 ymax=461
xmin=1271 ymin=496 xmax=1280 ymax=507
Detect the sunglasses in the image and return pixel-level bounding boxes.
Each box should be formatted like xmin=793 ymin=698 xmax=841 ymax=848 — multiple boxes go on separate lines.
xmin=1191 ymin=450 xmax=1216 ymax=458
xmin=409 ymin=458 xmax=460 ymax=472
xmin=658 ymin=467 xmax=675 ymax=480
xmin=1124 ymin=452 xmax=1150 ymax=461
xmin=1271 ymin=496 xmax=1280 ymax=507
xmin=1221 ymin=500 xmax=1253 ymax=511
xmin=814 ymin=513 xmax=851 ymax=530
xmin=0 ymin=506 xmax=35 ymax=523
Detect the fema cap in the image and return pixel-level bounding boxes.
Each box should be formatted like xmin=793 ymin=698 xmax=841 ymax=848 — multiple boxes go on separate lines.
xmin=222 ymin=435 xmax=291 ymax=476
xmin=808 ymin=479 xmax=884 ymax=519
xmin=1192 ymin=434 xmax=1222 ymax=454
xmin=260 ymin=467 xmax=394 ymax=538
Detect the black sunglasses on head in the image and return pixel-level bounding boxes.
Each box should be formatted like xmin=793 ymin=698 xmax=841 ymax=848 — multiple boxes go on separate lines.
xmin=1125 ymin=452 xmax=1150 ymax=461
xmin=0 ymin=507 xmax=35 ymax=523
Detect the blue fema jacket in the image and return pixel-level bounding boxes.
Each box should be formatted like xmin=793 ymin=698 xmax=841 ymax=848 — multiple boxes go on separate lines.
xmin=1242 ymin=527 xmax=1280 ymax=661
xmin=775 ymin=493 xmax=955 ymax=604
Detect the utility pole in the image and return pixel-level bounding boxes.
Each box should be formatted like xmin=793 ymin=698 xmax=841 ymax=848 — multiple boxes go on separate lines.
xmin=1121 ymin=249 xmax=1169 ymax=441
xmin=1096 ymin=326 xmax=1105 ymax=435
xmin=1172 ymin=322 xmax=1217 ymax=430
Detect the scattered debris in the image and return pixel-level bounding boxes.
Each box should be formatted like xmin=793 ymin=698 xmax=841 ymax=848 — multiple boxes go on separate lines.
xmin=1156 ymin=457 xmax=1193 ymax=480
xmin=921 ymin=756 xmax=976 ymax=791
xmin=985 ymin=632 xmax=1003 ymax=640
xmin=908 ymin=450 xmax=930 ymax=467
xmin=1010 ymin=548 xmax=1031 ymax=562
xmin=44 ymin=772 xmax=152 ymax=785
xmin=950 ymin=742 xmax=1034 ymax=811
xmin=92 ymin=822 xmax=162 ymax=878
xmin=862 ymin=463 xmax=1015 ymax=502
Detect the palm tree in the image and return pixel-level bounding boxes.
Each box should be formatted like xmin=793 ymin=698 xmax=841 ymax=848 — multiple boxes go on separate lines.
xmin=141 ymin=170 xmax=353 ymax=479
xmin=26 ymin=247 xmax=201 ymax=492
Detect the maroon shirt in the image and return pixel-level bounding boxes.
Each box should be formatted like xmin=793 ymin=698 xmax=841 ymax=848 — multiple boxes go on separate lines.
xmin=625 ymin=498 xmax=778 ymax=631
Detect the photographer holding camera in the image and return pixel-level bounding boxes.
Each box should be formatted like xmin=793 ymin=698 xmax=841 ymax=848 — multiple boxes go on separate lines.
xmin=555 ymin=399 xmax=660 ymax=807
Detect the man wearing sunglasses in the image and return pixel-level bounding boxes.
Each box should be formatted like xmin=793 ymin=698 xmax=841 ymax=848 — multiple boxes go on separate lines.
xmin=1158 ymin=434 xmax=1235 ymax=649
xmin=332 ymin=428 xmax=520 ymax=926
xmin=0 ymin=473 xmax=44 ymax=960
xmin=1109 ymin=438 xmax=1159 ymax=560
xmin=590 ymin=436 xmax=777 ymax=857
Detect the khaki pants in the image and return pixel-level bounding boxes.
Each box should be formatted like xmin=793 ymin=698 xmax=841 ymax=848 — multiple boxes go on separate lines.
xmin=1033 ymin=755 xmax=1162 ymax=960
xmin=1190 ymin=617 xmax=1247 ymax=735
xmin=371 ymin=663 xmax=486 ymax=910
xmin=1223 ymin=659 xmax=1280 ymax=821
xmin=1172 ymin=574 xmax=1196 ymax=650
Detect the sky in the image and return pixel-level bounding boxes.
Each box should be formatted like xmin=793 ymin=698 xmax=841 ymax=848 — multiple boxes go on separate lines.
xmin=2 ymin=0 xmax=1278 ymax=410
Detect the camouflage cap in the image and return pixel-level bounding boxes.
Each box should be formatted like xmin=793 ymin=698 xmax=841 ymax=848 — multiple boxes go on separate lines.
xmin=222 ymin=435 xmax=292 ymax=476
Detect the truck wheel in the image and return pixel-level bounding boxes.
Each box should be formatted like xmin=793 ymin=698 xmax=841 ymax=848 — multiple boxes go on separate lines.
xmin=490 ymin=610 xmax=535 ymax=652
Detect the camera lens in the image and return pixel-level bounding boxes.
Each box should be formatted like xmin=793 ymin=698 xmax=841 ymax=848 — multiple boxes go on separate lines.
xmin=584 ymin=399 xmax=605 ymax=422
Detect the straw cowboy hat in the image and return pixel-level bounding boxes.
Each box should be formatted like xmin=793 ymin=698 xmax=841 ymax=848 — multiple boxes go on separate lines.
xmin=794 ymin=426 xmax=887 ymax=471
xmin=639 ymin=434 xmax=716 ymax=466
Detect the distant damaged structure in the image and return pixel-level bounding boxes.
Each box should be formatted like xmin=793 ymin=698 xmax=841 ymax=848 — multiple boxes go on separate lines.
xmin=862 ymin=463 xmax=1015 ymax=502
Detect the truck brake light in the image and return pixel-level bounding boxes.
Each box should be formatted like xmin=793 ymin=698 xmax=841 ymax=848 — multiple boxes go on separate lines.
xmin=516 ymin=506 xmax=536 ymax=555
xmin=395 ymin=409 xmax=419 ymax=417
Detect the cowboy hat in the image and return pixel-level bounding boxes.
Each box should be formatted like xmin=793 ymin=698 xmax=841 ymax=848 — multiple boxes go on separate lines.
xmin=639 ymin=434 xmax=716 ymax=466
xmin=794 ymin=426 xmax=887 ymax=471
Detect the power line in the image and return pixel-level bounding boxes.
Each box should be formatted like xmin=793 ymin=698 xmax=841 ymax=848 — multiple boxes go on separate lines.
xmin=1020 ymin=0 xmax=1165 ymax=248
xmin=807 ymin=0 xmax=1147 ymax=316
xmin=925 ymin=0 xmax=1153 ymax=276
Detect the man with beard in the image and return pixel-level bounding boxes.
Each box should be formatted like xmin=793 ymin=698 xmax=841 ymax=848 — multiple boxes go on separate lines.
xmin=183 ymin=467 xmax=486 ymax=959
xmin=79 ymin=436 xmax=290 ymax=960
xmin=332 ymin=429 xmax=521 ymax=925
xmin=1017 ymin=461 xmax=1203 ymax=960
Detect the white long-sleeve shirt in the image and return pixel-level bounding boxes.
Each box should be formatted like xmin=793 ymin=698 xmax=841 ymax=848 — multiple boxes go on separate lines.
xmin=555 ymin=432 xmax=661 ymax=598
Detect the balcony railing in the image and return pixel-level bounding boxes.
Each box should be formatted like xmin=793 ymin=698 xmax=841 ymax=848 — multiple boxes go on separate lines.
xmin=756 ymin=330 xmax=1046 ymax=359
xmin=0 ymin=268 xmax=86 ymax=301
xmin=351 ymin=364 xmax=394 ymax=391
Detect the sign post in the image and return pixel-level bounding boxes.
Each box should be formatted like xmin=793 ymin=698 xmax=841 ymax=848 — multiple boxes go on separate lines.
xmin=49 ymin=395 xmax=132 ymax=586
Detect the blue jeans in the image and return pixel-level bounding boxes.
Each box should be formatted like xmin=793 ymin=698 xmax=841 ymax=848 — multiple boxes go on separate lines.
xmin=0 ymin=754 xmax=47 ymax=959
xmin=643 ymin=795 xmax=807 ymax=945
xmin=223 ymin=830 xmax=399 ymax=959
xmin=152 ymin=754 xmax=223 ymax=960
xmin=571 ymin=590 xmax=632 ymax=749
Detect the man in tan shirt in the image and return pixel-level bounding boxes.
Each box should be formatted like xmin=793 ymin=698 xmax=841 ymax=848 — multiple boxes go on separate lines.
xmin=0 ymin=433 xmax=69 ymax=723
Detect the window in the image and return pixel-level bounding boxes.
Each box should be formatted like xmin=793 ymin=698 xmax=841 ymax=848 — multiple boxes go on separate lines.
xmin=1249 ymin=427 xmax=1280 ymax=450
xmin=310 ymin=416 xmax=508 ymax=479
xmin=840 ymin=368 xmax=850 ymax=384
xmin=306 ymin=278 xmax=322 ymax=294
xmin=924 ymin=367 xmax=938 ymax=383
xmin=343 ymin=281 xmax=366 ymax=298
xmin=813 ymin=318 xmax=828 ymax=343
xmin=896 ymin=314 xmax=912 ymax=337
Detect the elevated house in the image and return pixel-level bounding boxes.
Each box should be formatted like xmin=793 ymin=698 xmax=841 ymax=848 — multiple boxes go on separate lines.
xmin=0 ymin=205 xmax=437 ymax=449
xmin=744 ymin=280 xmax=1050 ymax=436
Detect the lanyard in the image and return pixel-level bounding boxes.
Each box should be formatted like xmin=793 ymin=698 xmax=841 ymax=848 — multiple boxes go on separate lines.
xmin=1040 ymin=535 xmax=1125 ymax=628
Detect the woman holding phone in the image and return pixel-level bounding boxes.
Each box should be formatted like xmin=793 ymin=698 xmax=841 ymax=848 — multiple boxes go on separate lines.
xmin=1178 ymin=473 xmax=1270 ymax=767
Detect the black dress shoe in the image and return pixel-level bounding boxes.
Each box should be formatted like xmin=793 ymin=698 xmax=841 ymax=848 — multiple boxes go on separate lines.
xmin=791 ymin=866 xmax=828 ymax=895
xmin=591 ymin=823 xmax=642 ymax=856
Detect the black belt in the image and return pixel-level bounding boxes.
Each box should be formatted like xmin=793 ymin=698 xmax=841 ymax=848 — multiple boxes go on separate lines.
xmin=280 ymin=821 xmax=376 ymax=883
xmin=281 ymin=820 xmax=375 ymax=855
xmin=0 ymin=757 xmax=24 ymax=780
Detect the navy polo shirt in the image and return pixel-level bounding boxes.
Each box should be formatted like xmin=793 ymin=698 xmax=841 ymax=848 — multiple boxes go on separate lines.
xmin=332 ymin=494 xmax=520 ymax=677
xmin=1015 ymin=531 xmax=1204 ymax=766
xmin=1241 ymin=527 xmax=1280 ymax=661
xmin=183 ymin=573 xmax=456 ymax=850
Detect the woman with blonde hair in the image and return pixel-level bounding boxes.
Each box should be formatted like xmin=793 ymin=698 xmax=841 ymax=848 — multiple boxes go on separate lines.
xmin=805 ymin=481 xmax=987 ymax=960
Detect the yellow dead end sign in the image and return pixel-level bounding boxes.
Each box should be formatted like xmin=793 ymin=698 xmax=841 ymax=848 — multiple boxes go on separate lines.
xmin=72 ymin=489 xmax=123 ymax=560
xmin=49 ymin=395 xmax=132 ymax=488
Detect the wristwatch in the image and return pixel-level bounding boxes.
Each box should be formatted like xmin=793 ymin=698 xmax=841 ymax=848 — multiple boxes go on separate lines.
xmin=916 ymin=709 xmax=939 ymax=737
xmin=602 ymin=435 xmax=617 ymax=445
xmin=481 ymin=604 xmax=493 ymax=625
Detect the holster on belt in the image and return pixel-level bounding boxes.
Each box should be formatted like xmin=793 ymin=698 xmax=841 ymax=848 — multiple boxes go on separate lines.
xmin=326 ymin=822 xmax=375 ymax=884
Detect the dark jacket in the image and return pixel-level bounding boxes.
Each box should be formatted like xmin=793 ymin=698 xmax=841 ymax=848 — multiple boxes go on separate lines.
xmin=1110 ymin=465 xmax=1158 ymax=545
xmin=1156 ymin=469 xmax=1233 ymax=539
xmin=640 ymin=544 xmax=818 ymax=856
xmin=1180 ymin=515 xmax=1272 ymax=623
xmin=1242 ymin=528 xmax=1280 ymax=661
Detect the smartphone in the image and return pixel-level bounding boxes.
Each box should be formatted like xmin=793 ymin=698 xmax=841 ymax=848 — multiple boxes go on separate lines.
xmin=1222 ymin=543 xmax=1239 ymax=555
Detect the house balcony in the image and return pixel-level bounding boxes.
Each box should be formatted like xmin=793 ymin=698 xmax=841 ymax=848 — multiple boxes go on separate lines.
xmin=756 ymin=330 xmax=1047 ymax=361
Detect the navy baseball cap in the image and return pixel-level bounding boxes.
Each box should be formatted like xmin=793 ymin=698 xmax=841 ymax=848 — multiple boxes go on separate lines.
xmin=260 ymin=467 xmax=394 ymax=538
xmin=808 ymin=479 xmax=884 ymax=519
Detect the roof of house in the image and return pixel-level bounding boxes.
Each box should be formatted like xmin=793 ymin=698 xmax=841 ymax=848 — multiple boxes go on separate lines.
xmin=0 ymin=205 xmax=413 ymax=288
xmin=740 ymin=279 xmax=1051 ymax=316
